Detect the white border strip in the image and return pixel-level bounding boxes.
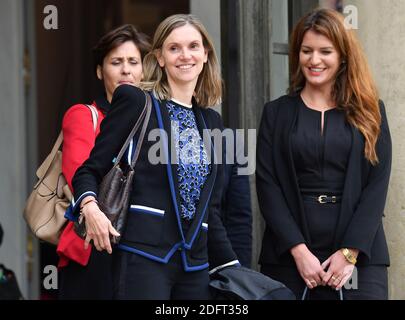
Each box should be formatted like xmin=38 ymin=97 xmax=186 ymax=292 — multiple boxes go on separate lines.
xmin=127 ymin=139 xmax=133 ymax=165
xmin=130 ymin=205 xmax=165 ymax=215
xmin=208 ymin=260 xmax=240 ymax=275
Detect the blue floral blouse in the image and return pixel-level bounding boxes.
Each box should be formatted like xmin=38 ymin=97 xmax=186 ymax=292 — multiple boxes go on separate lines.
xmin=166 ymin=100 xmax=211 ymax=220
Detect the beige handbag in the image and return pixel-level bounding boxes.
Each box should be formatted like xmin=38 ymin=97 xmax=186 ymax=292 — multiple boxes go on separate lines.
xmin=23 ymin=105 xmax=98 ymax=245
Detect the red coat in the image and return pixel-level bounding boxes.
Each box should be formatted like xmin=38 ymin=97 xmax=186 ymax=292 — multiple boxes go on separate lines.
xmin=57 ymin=102 xmax=105 ymax=267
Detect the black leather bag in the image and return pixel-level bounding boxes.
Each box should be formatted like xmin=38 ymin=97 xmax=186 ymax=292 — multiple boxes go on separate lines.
xmin=209 ymin=266 xmax=296 ymax=300
xmin=75 ymin=92 xmax=152 ymax=243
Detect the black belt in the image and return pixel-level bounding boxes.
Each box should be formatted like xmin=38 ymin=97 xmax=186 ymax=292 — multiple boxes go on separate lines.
xmin=302 ymin=194 xmax=342 ymax=204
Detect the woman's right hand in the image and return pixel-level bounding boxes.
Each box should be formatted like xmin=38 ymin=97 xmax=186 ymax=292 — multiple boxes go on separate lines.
xmin=290 ymin=243 xmax=326 ymax=289
xmin=80 ymin=197 xmax=120 ymax=254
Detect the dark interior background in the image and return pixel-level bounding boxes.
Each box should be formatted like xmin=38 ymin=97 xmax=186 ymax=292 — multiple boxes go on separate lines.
xmin=34 ymin=0 xmax=189 ymax=299
xmin=35 ymin=0 xmax=189 ymax=163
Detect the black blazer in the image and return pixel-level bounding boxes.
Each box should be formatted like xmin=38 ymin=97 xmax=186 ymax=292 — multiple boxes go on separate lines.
xmin=221 ymin=132 xmax=252 ymax=267
xmin=72 ymin=85 xmax=237 ymax=271
xmin=256 ymin=94 xmax=392 ymax=267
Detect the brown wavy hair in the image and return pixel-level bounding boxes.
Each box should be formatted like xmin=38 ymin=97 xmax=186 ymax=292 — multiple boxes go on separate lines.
xmin=141 ymin=14 xmax=222 ymax=107
xmin=289 ymin=8 xmax=381 ymax=164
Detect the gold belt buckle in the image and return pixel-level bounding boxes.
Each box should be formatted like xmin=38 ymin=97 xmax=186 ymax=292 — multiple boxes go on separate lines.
xmin=318 ymin=195 xmax=327 ymax=204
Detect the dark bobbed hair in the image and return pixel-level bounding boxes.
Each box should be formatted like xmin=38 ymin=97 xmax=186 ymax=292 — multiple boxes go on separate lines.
xmin=92 ymin=24 xmax=151 ymax=75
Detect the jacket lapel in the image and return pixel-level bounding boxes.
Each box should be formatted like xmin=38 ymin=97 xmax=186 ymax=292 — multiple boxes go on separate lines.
xmin=273 ymin=96 xmax=311 ymax=243
xmin=151 ymin=95 xmax=185 ymax=241
xmin=333 ymin=125 xmax=363 ymax=247
xmin=184 ymin=105 xmax=217 ymax=248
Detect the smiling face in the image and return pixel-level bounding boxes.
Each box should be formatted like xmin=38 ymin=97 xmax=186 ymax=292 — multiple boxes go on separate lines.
xmin=97 ymin=40 xmax=143 ymax=102
xmin=299 ymin=29 xmax=341 ymax=91
xmin=157 ymin=23 xmax=208 ymax=89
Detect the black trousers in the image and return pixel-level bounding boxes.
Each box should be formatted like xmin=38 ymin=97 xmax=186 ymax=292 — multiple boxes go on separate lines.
xmin=112 ymin=250 xmax=212 ymax=300
xmin=261 ymin=264 xmax=388 ymax=300
xmin=58 ymin=249 xmax=113 ymax=300
xmin=303 ymin=199 xmax=341 ymax=261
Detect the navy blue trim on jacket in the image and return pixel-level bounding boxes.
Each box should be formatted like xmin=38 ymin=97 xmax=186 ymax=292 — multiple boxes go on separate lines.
xmin=72 ymin=85 xmax=238 ymax=271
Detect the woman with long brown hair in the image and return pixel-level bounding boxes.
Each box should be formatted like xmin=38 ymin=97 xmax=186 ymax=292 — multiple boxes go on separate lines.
xmin=256 ymin=8 xmax=391 ymax=299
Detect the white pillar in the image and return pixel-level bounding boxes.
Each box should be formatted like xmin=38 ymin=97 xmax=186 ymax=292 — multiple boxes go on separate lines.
xmin=0 ymin=0 xmax=28 ymax=297
xmin=345 ymin=0 xmax=405 ymax=299
xmin=190 ymin=0 xmax=222 ymax=113
xmin=190 ymin=0 xmax=221 ymax=64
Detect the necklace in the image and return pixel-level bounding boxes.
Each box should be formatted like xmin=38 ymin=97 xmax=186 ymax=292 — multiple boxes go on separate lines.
xmin=300 ymin=94 xmax=336 ymax=112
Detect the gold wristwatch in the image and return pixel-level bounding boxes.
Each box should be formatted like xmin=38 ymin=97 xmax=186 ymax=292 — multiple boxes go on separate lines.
xmin=341 ymin=248 xmax=357 ymax=265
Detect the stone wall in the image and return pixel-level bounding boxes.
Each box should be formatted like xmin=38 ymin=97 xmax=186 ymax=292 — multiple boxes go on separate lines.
xmin=346 ymin=0 xmax=405 ymax=299
xmin=0 ymin=0 xmax=28 ymax=297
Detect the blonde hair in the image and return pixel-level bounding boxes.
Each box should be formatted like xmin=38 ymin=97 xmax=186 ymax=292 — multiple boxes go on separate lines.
xmin=289 ymin=8 xmax=381 ymax=164
xmin=141 ymin=14 xmax=222 ymax=107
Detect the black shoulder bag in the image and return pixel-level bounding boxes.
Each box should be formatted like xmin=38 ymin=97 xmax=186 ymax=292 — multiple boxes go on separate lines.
xmin=75 ymin=92 xmax=152 ymax=244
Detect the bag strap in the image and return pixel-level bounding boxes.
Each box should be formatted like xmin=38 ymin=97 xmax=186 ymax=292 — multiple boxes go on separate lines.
xmin=85 ymin=104 xmax=99 ymax=132
xmin=35 ymin=131 xmax=63 ymax=182
xmin=50 ymin=131 xmax=63 ymax=158
xmin=36 ymin=104 xmax=99 ymax=182
xmin=46 ymin=104 xmax=98 ymax=164
xmin=301 ymin=286 xmax=344 ymax=300
xmin=130 ymin=93 xmax=152 ymax=168
xmin=113 ymin=91 xmax=151 ymax=166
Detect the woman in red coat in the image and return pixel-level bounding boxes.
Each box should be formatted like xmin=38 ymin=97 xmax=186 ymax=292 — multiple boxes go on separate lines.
xmin=57 ymin=24 xmax=150 ymax=299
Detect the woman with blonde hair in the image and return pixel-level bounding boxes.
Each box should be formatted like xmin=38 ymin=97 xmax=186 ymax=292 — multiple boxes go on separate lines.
xmin=256 ymin=8 xmax=391 ymax=299
xmin=71 ymin=14 xmax=239 ymax=299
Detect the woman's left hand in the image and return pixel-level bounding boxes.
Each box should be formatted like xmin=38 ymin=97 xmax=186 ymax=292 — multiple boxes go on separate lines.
xmin=321 ymin=250 xmax=356 ymax=290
